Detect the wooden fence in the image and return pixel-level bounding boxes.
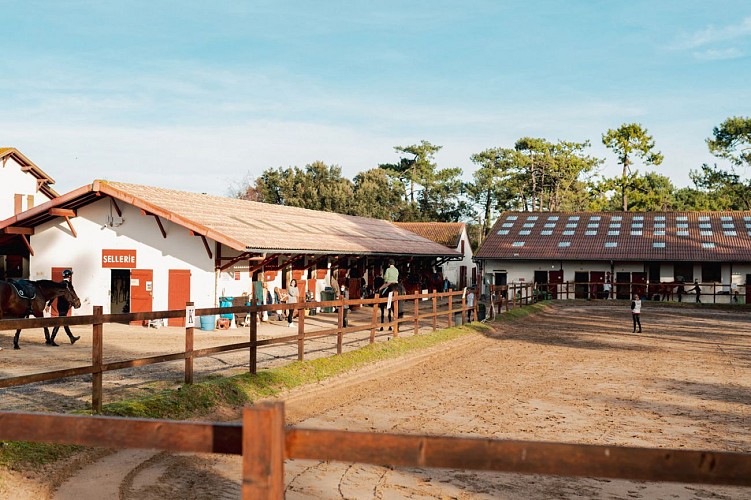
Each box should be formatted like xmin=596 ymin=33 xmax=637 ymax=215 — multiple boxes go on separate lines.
xmin=1 ymin=402 xmax=749 ymax=499
xmin=0 ymin=289 xmax=478 ymax=413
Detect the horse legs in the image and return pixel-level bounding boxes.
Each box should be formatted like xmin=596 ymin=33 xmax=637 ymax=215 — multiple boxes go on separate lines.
xmin=13 ymin=329 xmax=21 ymax=350
xmin=379 ymin=306 xmax=385 ymax=331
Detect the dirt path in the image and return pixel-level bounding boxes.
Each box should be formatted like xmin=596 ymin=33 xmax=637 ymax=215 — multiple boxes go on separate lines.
xmin=4 ymin=303 xmax=751 ymax=498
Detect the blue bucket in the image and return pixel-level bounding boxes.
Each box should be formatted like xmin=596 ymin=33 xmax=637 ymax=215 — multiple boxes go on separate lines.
xmin=200 ymin=315 xmax=216 ymax=331
xmin=220 ymin=297 xmax=234 ymax=319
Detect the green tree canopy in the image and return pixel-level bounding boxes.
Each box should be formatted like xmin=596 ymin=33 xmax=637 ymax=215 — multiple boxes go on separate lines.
xmin=602 ymin=123 xmax=663 ymax=211
xmin=707 ymin=116 xmax=751 ymax=168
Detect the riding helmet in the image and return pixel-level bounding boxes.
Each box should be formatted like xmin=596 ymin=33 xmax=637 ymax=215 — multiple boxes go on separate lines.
xmin=62 ymin=269 xmax=73 ymax=278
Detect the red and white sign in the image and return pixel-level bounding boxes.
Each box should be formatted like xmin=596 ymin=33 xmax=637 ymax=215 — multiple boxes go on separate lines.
xmin=102 ymin=249 xmax=137 ymax=268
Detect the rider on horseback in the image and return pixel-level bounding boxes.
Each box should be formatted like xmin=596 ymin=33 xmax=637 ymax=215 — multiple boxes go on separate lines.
xmin=381 ymin=259 xmax=399 ymax=292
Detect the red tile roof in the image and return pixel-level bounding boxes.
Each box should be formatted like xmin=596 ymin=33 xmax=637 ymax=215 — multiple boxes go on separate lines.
xmin=394 ymin=222 xmax=465 ymax=248
xmin=476 ymin=211 xmax=751 ymax=262
xmin=1 ymin=181 xmax=459 ymax=258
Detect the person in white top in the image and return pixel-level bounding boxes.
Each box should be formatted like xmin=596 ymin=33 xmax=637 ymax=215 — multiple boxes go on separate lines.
xmin=630 ymin=294 xmax=642 ymax=333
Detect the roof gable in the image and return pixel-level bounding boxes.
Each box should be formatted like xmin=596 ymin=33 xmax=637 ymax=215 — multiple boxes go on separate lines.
xmin=394 ymin=222 xmax=465 ymax=248
xmin=476 ymin=211 xmax=751 ymax=262
xmin=0 ymin=148 xmax=59 ymax=199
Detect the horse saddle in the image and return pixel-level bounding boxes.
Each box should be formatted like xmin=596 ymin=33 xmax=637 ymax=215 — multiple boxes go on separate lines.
xmin=7 ymin=279 xmax=36 ymax=300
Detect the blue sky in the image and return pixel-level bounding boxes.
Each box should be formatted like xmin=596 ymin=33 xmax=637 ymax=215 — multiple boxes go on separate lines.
xmin=1 ymin=1 xmax=749 ymax=197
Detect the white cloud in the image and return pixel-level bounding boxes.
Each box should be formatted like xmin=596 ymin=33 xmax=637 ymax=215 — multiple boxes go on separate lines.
xmin=693 ymin=47 xmax=744 ymax=61
xmin=673 ymin=16 xmax=751 ymax=49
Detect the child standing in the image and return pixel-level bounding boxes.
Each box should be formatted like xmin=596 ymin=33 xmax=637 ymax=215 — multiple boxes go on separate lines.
xmin=630 ymin=294 xmax=642 ymax=333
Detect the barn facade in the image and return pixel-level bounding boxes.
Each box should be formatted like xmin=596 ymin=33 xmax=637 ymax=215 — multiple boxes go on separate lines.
xmin=0 ymin=180 xmax=460 ymax=318
xmin=475 ymin=211 xmax=751 ymax=302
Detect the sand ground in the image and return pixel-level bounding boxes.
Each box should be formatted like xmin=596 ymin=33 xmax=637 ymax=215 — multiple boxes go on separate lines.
xmin=2 ymin=302 xmax=750 ymax=499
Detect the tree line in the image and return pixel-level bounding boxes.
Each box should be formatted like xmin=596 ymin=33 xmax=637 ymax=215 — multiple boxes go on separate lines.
xmin=230 ymin=116 xmax=751 ymax=242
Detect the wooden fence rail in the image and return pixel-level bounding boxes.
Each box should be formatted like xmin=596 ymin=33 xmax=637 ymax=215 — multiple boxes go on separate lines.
xmin=0 ymin=289 xmax=478 ymax=412
xmin=1 ymin=402 xmax=749 ymax=499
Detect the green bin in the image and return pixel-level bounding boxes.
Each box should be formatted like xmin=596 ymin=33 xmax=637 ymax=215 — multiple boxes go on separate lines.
xmin=320 ymin=290 xmax=336 ymax=312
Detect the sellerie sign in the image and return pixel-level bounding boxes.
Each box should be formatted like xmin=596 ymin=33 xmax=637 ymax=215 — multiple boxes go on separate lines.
xmin=102 ymin=249 xmax=137 ymax=268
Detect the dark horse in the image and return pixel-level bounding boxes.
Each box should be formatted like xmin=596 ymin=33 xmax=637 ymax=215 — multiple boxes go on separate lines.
xmin=373 ymin=277 xmax=405 ymax=331
xmin=0 ymin=279 xmax=82 ymax=350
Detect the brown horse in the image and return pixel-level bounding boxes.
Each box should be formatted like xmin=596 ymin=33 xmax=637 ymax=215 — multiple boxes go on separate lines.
xmin=0 ymin=279 xmax=82 ymax=350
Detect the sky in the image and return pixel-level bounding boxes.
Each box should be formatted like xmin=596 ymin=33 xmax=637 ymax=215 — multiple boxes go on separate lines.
xmin=1 ymin=1 xmax=750 ymax=197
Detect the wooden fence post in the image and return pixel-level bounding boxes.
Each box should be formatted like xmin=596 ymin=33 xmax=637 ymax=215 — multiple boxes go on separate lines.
xmin=432 ymin=290 xmax=437 ymax=331
xmin=393 ymin=292 xmax=399 ymax=338
xmin=447 ymin=292 xmax=453 ymax=327
xmin=249 ymin=301 xmax=257 ymax=375
xmin=370 ymin=300 xmax=378 ymax=343
xmin=461 ymin=293 xmax=466 ymax=325
xmin=413 ymin=295 xmax=419 ymax=336
xmin=92 ymin=305 xmax=103 ymax=414
xmin=297 ymin=304 xmax=305 ymax=361
xmin=242 ymin=402 xmax=285 ymax=500
xmin=185 ymin=301 xmax=194 ymax=384
xmin=337 ymin=296 xmax=344 ymax=355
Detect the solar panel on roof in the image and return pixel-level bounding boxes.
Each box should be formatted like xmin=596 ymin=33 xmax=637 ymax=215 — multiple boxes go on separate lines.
xmin=502 ymin=222 xmax=513 ymax=227
xmin=541 ymin=230 xmax=552 ymax=235
xmin=523 ymin=222 xmax=535 ymax=227
xmin=633 ymin=215 xmax=644 ymax=220
xmin=558 ymin=241 xmax=571 ymax=247
xmin=527 ymin=216 xmax=539 ymax=221
xmin=568 ymin=216 xmax=580 ymax=220
xmin=605 ymin=242 xmax=617 ymax=248
xmin=632 ymin=223 xmax=643 ymax=228
xmin=512 ymin=241 xmax=524 ymax=246
xmin=653 ymin=242 xmax=665 ymax=248
xmin=722 ymin=223 xmax=734 ymax=228
xmin=589 ymin=216 xmax=601 ymax=221
xmin=655 ymin=216 xmax=666 ymax=221
xmin=654 ymin=230 xmax=665 ymax=235
xmin=699 ymin=216 xmax=710 ymax=221
xmin=724 ymin=230 xmax=737 ymax=236
xmin=566 ymin=223 xmax=577 ymax=228
xmin=519 ymin=230 xmax=531 ymax=235
xmin=585 ymin=230 xmax=597 ymax=236
xmin=544 ymin=222 xmax=556 ymax=228
xmin=563 ymin=230 xmax=575 ymax=235
xmin=699 ymin=223 xmax=711 ymax=229
xmin=702 ymin=242 xmax=715 ymax=248
xmin=612 ymin=216 xmax=622 ymax=221
xmin=700 ymin=230 xmax=713 ymax=236
xmin=609 ymin=223 xmax=620 ymax=228
xmin=654 ymin=223 xmax=665 ymax=228
xmin=721 ymin=216 xmax=732 ymax=221
xmin=677 ymin=223 xmax=688 ymax=228
xmin=498 ymin=230 xmax=509 ymax=235
xmin=548 ymin=216 xmax=559 ymax=221
xmin=608 ymin=230 xmax=619 ymax=236
xmin=631 ymin=230 xmax=642 ymax=236
xmin=677 ymin=230 xmax=689 ymax=236
xmin=508 ymin=215 xmax=518 ymax=220
xmin=677 ymin=216 xmax=688 ymax=221
xmin=587 ymin=223 xmax=599 ymax=228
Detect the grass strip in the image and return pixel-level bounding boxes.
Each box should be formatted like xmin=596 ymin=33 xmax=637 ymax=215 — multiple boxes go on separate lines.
xmin=1 ymin=322 xmax=489 ymax=469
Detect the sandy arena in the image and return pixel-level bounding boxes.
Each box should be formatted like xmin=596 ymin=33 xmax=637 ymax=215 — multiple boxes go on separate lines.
xmin=2 ymin=302 xmax=750 ymax=499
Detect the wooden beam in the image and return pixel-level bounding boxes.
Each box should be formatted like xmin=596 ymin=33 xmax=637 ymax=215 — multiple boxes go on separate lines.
xmin=302 ymin=255 xmax=328 ymax=271
xmin=49 ymin=208 xmax=76 ymax=217
xmin=64 ymin=216 xmax=77 ymax=238
xmin=198 ymin=234 xmax=212 ymax=259
xmin=21 ymin=235 xmax=34 ymax=257
xmin=152 ymin=214 xmax=167 ymax=238
xmin=3 ymin=227 xmax=34 ymax=235
xmin=220 ymin=252 xmax=253 ymax=271
xmin=248 ymin=254 xmax=282 ymax=275
xmin=111 ymin=198 xmax=122 ymax=217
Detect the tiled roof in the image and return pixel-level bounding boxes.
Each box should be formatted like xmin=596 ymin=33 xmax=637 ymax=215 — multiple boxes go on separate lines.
xmin=476 ymin=211 xmax=751 ymax=262
xmin=0 ymin=147 xmax=59 ymax=198
xmin=1 ymin=180 xmax=459 ymax=257
xmin=394 ymin=222 xmax=465 ymax=248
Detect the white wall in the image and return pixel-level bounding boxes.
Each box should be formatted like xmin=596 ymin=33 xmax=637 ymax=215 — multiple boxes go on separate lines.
xmin=0 ymin=156 xmax=49 ymax=220
xmin=29 ymin=198 xmax=217 ymax=314
xmin=442 ymin=226 xmax=476 ymax=286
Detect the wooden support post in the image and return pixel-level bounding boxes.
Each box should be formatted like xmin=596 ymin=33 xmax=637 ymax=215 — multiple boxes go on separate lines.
xmin=432 ymin=290 xmax=437 ymax=331
xmin=242 ymin=402 xmax=285 ymax=500
xmin=185 ymin=302 xmax=194 ymax=384
xmin=297 ymin=304 xmax=305 ymax=361
xmin=413 ymin=296 xmax=419 ymax=336
xmin=392 ymin=292 xmax=399 ymax=338
xmin=92 ymin=306 xmax=103 ymax=414
xmin=474 ymin=287 xmax=479 ymax=322
xmin=461 ymin=293 xmax=466 ymax=325
xmin=249 ymin=301 xmax=258 ymax=374
xmin=337 ymin=296 xmax=344 ymax=355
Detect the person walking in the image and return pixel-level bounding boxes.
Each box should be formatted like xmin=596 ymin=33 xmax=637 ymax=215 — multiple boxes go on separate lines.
xmin=630 ymin=294 xmax=642 ymax=333
xmin=690 ymin=280 xmax=702 ymax=304
xmin=48 ymin=269 xmax=81 ymax=345
xmin=466 ymin=288 xmax=475 ymax=323
xmin=287 ymin=279 xmax=299 ymax=327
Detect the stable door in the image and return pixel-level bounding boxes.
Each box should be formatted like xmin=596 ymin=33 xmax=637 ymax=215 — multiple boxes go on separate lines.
xmin=130 ymin=269 xmax=153 ymax=325
xmin=168 ymin=270 xmax=191 ymax=326
xmin=50 ymin=267 xmax=73 ymax=317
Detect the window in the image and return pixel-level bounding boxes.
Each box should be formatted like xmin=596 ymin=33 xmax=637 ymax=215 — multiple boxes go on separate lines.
xmin=722 ymin=223 xmax=734 ymax=229
xmin=502 ymin=222 xmax=513 ymax=228
xmin=587 ymin=223 xmax=599 ymax=228
xmin=544 ymin=223 xmax=556 ymax=228
xmin=724 ymin=230 xmax=737 ymax=236
xmin=744 ymin=216 xmax=751 ymax=221
xmin=631 ymin=223 xmax=643 ymax=228
xmin=527 ymin=215 xmax=539 ymax=221
xmin=519 ymin=230 xmax=531 ymax=235
xmin=589 ymin=216 xmax=601 ymax=221
xmin=585 ymin=230 xmax=597 ymax=236
xmin=558 ymin=241 xmax=571 ymax=247
xmin=541 ymin=230 xmax=552 ymax=235
xmin=609 ymin=223 xmax=621 ymax=228
xmin=721 ymin=216 xmax=732 ymax=221
xmin=568 ymin=216 xmax=580 ymax=221
xmin=677 ymin=230 xmax=689 ymax=236
xmin=701 ymin=242 xmax=715 ymax=249
xmin=605 ymin=242 xmax=617 ymax=248
xmin=702 ymin=262 xmax=721 ymax=281
xmin=699 ymin=216 xmax=710 ymax=221
xmin=498 ymin=230 xmax=509 ymax=235
xmin=507 ymin=215 xmax=518 ymax=220
xmin=700 ymin=230 xmax=713 ymax=236
xmin=654 ymin=230 xmax=665 ymax=236
xmin=512 ymin=241 xmax=525 ymax=247
xmin=677 ymin=223 xmax=688 ymax=228
xmin=631 ymin=230 xmax=642 ymax=236
xmin=677 ymin=216 xmax=688 ymax=221
xmin=654 ymin=223 xmax=665 ymax=228
xmin=699 ymin=223 xmax=711 ymax=229
xmin=547 ymin=216 xmax=559 ymax=221
xmin=633 ymin=215 xmax=644 ymax=220
xmin=612 ymin=216 xmax=622 ymax=221
xmin=563 ymin=230 xmax=575 ymax=235
xmin=565 ymin=223 xmax=577 ymax=228
xmin=654 ymin=216 xmax=666 ymax=221
xmin=461 ymin=240 xmax=465 ymax=254
xmin=653 ymin=242 xmax=666 ymax=248
xmin=608 ymin=230 xmax=620 ymax=236
xmin=523 ymin=222 xmax=535 ymax=228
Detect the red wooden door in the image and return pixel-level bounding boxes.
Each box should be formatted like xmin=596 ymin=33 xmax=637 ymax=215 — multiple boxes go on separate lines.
xmin=632 ymin=272 xmax=647 ymax=298
xmin=50 ymin=267 xmax=73 ymax=317
xmin=130 ymin=269 xmax=153 ymax=324
xmin=168 ymin=269 xmax=191 ymax=327
xmin=590 ymin=271 xmax=605 ymax=298
xmin=548 ymin=270 xmax=564 ymax=299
